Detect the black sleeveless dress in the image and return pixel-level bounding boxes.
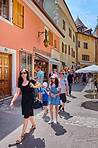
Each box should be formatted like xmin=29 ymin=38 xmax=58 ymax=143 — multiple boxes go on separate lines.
xmin=18 ymin=80 xmax=36 ymax=118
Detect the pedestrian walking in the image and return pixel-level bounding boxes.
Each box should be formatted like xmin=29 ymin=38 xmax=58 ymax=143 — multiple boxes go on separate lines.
xmin=41 ymin=82 xmax=49 ymax=117
xmin=63 ymin=69 xmax=68 ymax=79
xmin=59 ymin=72 xmax=68 ymax=112
xmin=48 ymin=76 xmax=61 ymax=124
xmin=10 ymin=69 xmax=41 ymax=144
xmin=49 ymin=69 xmax=59 ymax=78
xmin=36 ymin=66 xmax=44 ymax=100
xmin=82 ymin=73 xmax=87 ymax=85
xmin=67 ymin=70 xmax=74 ymax=96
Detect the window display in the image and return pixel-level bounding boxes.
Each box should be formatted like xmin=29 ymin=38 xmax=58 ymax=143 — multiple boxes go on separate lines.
xmin=34 ymin=59 xmax=48 ymax=81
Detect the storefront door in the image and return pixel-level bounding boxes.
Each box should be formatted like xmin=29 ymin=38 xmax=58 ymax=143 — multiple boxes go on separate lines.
xmin=0 ymin=53 xmax=11 ymax=98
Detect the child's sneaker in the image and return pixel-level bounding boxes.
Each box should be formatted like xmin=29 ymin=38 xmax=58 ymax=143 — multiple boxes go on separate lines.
xmin=54 ymin=119 xmax=57 ymax=124
xmin=48 ymin=119 xmax=53 ymax=124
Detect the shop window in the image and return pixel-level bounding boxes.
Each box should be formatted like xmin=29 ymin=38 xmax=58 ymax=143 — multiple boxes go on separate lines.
xmin=63 ymin=20 xmax=66 ymax=31
xmin=34 ymin=60 xmax=48 ymax=81
xmin=78 ymin=40 xmax=80 ymax=48
xmin=13 ymin=0 xmax=24 ymax=28
xmin=65 ymin=44 xmax=67 ymax=54
xmin=84 ymin=42 xmax=88 ymax=49
xmin=69 ymin=27 xmax=72 ymax=38
xmin=49 ymin=30 xmax=53 ymax=46
xmin=0 ymin=0 xmax=8 ymax=19
xmin=68 ymin=45 xmax=70 ymax=55
xmin=20 ymin=51 xmax=32 ymax=76
xmin=54 ymin=39 xmax=57 ymax=48
xmin=62 ymin=42 xmax=64 ymax=52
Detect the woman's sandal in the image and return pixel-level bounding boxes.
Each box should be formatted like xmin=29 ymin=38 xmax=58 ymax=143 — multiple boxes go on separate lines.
xmin=29 ymin=125 xmax=36 ymax=132
xmin=16 ymin=136 xmax=24 ymax=144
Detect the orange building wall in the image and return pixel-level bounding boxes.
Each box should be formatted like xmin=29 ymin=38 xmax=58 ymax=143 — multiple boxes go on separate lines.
xmin=0 ymin=0 xmax=60 ymax=83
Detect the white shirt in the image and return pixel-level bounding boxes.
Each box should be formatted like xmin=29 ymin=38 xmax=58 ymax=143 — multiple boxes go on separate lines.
xmin=59 ymin=78 xmax=68 ymax=94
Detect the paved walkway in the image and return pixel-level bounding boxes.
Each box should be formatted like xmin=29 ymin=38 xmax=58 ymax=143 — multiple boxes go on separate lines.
xmin=0 ymin=80 xmax=98 ymax=148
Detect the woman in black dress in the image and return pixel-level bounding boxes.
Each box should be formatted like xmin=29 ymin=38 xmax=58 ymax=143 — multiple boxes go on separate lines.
xmin=10 ymin=69 xmax=41 ymax=144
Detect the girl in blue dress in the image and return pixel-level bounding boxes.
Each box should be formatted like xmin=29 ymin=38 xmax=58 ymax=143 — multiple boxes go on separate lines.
xmin=49 ymin=76 xmax=61 ymax=124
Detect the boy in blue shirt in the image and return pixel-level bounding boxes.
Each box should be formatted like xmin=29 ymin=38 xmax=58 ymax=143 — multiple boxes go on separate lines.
xmin=41 ymin=82 xmax=49 ymax=117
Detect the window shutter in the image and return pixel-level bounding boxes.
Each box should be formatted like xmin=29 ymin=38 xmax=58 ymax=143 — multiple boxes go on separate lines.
xmin=49 ymin=31 xmax=53 ymax=46
xmin=68 ymin=45 xmax=70 ymax=55
xmin=65 ymin=44 xmax=67 ymax=54
xmin=54 ymin=39 xmax=57 ymax=48
xmin=13 ymin=0 xmax=24 ymax=28
xmin=62 ymin=42 xmax=64 ymax=52
xmin=72 ymin=48 xmax=73 ymax=57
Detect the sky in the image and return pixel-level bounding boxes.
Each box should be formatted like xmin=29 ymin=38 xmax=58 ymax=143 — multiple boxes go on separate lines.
xmin=65 ymin=0 xmax=98 ymax=31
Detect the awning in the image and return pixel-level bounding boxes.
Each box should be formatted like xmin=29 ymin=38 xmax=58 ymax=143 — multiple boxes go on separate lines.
xmin=79 ymin=62 xmax=93 ymax=65
xmin=34 ymin=53 xmax=62 ymax=66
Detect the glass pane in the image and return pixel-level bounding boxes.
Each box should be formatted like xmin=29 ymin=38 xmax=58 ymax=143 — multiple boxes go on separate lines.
xmin=27 ymin=53 xmax=32 ymax=77
xmin=21 ymin=52 xmax=26 ymax=70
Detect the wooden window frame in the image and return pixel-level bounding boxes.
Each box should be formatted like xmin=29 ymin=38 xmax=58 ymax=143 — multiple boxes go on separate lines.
xmin=13 ymin=0 xmax=24 ymax=29
xmin=62 ymin=42 xmax=64 ymax=52
xmin=68 ymin=45 xmax=70 ymax=55
xmin=84 ymin=42 xmax=88 ymax=49
xmin=65 ymin=44 xmax=67 ymax=54
xmin=71 ymin=48 xmax=73 ymax=57
xmin=54 ymin=39 xmax=57 ymax=48
xmin=78 ymin=40 xmax=80 ymax=48
xmin=69 ymin=27 xmax=72 ymax=38
xmin=73 ymin=51 xmax=75 ymax=58
xmin=82 ymin=54 xmax=90 ymax=61
xmin=63 ymin=20 xmax=65 ymax=31
xmin=0 ymin=0 xmax=9 ymax=20
xmin=49 ymin=30 xmax=53 ymax=46
xmin=73 ymin=34 xmax=75 ymax=42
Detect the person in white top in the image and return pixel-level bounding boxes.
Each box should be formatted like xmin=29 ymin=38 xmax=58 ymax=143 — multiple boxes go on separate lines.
xmin=59 ymin=72 xmax=68 ymax=112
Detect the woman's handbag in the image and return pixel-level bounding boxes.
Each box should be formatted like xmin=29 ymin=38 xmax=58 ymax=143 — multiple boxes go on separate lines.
xmin=32 ymin=98 xmax=42 ymax=109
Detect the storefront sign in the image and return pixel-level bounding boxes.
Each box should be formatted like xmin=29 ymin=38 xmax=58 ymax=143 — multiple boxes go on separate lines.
xmin=33 ymin=47 xmax=51 ymax=56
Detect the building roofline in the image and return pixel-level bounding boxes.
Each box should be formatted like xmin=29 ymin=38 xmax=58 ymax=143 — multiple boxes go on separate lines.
xmin=32 ymin=0 xmax=65 ymax=38
xmin=76 ymin=32 xmax=98 ymax=39
xmin=62 ymin=0 xmax=77 ymax=30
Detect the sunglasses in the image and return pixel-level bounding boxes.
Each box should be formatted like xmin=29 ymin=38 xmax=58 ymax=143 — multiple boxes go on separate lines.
xmin=21 ymin=72 xmax=26 ymax=75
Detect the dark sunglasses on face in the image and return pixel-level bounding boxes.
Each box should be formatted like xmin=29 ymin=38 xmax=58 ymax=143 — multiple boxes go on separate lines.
xmin=21 ymin=72 xmax=26 ymax=75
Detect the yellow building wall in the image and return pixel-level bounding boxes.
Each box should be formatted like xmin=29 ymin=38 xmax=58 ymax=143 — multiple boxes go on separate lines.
xmin=58 ymin=5 xmax=77 ymax=70
xmin=78 ymin=33 xmax=95 ymax=65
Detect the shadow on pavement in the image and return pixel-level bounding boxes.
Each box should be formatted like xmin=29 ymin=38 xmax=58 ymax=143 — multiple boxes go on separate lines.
xmin=81 ymin=101 xmax=98 ymax=111
xmin=85 ymin=90 xmax=93 ymax=93
xmin=8 ymin=132 xmax=45 ymax=148
xmin=66 ymin=99 xmax=71 ymax=103
xmin=58 ymin=111 xmax=73 ymax=120
xmin=42 ymin=115 xmax=50 ymax=122
xmin=51 ymin=122 xmax=67 ymax=136
xmin=84 ymin=93 xmax=98 ymax=99
xmin=72 ymin=82 xmax=87 ymax=92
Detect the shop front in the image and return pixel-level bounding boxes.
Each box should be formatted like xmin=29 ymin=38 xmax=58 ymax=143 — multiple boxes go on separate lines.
xmin=33 ymin=51 xmax=61 ymax=82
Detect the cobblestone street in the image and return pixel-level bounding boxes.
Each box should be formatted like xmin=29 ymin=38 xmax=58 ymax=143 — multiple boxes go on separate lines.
xmin=0 ymin=80 xmax=98 ymax=148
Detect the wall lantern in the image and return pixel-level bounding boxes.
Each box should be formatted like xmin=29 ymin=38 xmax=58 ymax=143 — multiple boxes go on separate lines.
xmin=38 ymin=31 xmax=49 ymax=48
xmin=43 ymin=39 xmax=49 ymax=48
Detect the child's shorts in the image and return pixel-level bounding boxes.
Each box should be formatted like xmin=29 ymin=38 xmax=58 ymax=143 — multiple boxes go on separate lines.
xmin=43 ymin=101 xmax=48 ymax=106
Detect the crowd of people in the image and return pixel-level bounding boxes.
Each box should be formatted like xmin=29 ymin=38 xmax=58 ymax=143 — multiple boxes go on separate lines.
xmin=10 ymin=66 xmax=95 ymax=144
